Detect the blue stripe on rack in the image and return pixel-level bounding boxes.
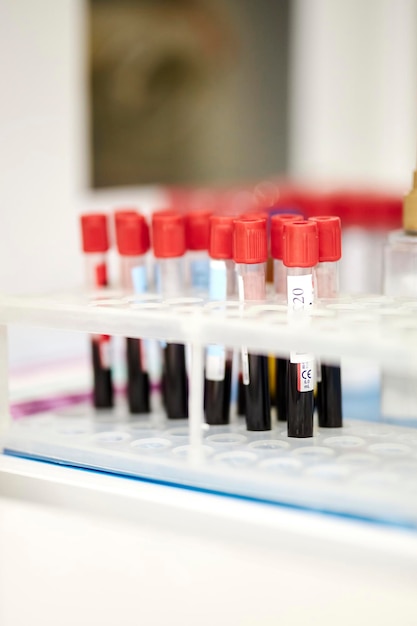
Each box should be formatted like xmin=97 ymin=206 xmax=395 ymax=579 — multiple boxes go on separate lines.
xmin=3 ymin=448 xmax=417 ymax=533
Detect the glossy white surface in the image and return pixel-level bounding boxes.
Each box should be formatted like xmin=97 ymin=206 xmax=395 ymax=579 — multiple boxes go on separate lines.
xmin=1 ymin=454 xmax=417 ymax=626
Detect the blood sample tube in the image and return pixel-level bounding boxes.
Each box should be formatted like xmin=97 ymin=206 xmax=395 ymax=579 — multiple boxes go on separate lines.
xmin=204 ymin=215 xmax=235 ymax=425
xmin=234 ymin=217 xmax=271 ymax=431
xmin=184 ymin=209 xmax=211 ymax=293
xmin=283 ymin=220 xmax=318 ymax=437
xmin=310 ymin=216 xmax=343 ymax=428
xmin=270 ymin=214 xmax=302 ymax=422
xmin=115 ymin=212 xmax=151 ymax=414
xmin=80 ymin=213 xmax=114 ymax=409
xmin=151 ymin=210 xmax=188 ymax=419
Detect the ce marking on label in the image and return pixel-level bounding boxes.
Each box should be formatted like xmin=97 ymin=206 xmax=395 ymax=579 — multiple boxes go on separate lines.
xmin=302 ymin=369 xmax=312 ymax=380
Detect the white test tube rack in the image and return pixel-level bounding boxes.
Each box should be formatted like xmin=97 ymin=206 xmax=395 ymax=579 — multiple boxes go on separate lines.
xmin=1 ymin=289 xmax=417 ymax=527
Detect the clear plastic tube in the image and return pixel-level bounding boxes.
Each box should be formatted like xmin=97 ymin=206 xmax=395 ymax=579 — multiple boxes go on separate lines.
xmin=186 ymin=250 xmax=210 ymax=294
xmin=315 ymin=262 xmax=342 ymax=428
xmin=382 ymin=230 xmax=417 ymax=419
xmin=85 ymin=253 xmax=107 ymax=290
xmin=273 ymin=258 xmax=287 ymax=297
xmin=120 ymin=254 xmax=150 ymax=414
xmin=204 ymin=259 xmax=234 ymax=425
xmin=119 ymin=255 xmax=147 ymax=293
xmin=157 ymin=256 xmax=188 ymax=419
xmin=85 ymin=252 xmax=113 ymax=409
xmin=287 ymin=266 xmax=314 ymax=437
xmin=158 ymin=258 xmax=184 ymax=298
xmin=315 ymin=261 xmax=339 ymax=299
xmin=237 ymin=262 xmax=266 ymax=301
xmin=237 ymin=262 xmax=270 ymax=431
xmin=383 ymin=230 xmax=417 ymax=297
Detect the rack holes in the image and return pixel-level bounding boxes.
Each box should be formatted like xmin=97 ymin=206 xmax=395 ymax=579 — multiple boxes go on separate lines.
xmin=214 ymin=450 xmax=258 ymax=468
xmin=323 ymin=435 xmax=365 ymax=448
xmin=131 ymin=437 xmax=172 ymax=452
xmin=368 ymin=442 xmax=411 ymax=457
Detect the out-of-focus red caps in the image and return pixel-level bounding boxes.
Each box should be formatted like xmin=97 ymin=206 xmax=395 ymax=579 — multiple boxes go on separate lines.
xmin=283 ymin=220 xmax=318 ymax=268
xmin=80 ymin=213 xmax=109 ymax=253
xmin=209 ymin=215 xmax=234 ymax=259
xmin=151 ymin=210 xmax=186 ymax=258
xmin=309 ymin=216 xmax=341 ymax=262
xmin=233 ymin=217 xmax=268 ymax=264
xmin=243 ymin=211 xmax=269 ymax=221
xmin=270 ymin=214 xmax=303 ymax=260
xmin=115 ymin=213 xmax=150 ymax=256
xmin=185 ymin=210 xmax=212 ymax=250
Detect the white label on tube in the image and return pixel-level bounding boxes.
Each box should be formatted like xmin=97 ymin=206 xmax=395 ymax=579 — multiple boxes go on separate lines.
xmin=290 ymin=352 xmax=314 ymax=392
xmin=287 ymin=274 xmax=314 ymax=311
xmin=131 ymin=265 xmax=148 ymax=294
xmin=241 ymin=346 xmax=250 ymax=385
xmin=237 ymin=273 xmax=250 ymax=384
xmin=206 ymin=345 xmax=226 ymax=381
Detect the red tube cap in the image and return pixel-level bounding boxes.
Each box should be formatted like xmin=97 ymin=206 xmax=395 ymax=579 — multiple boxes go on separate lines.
xmin=185 ymin=210 xmax=211 ymax=251
xmin=209 ymin=215 xmax=234 ymax=259
xmin=114 ymin=208 xmax=138 ymax=227
xmin=152 ymin=210 xmax=186 ymax=258
xmin=309 ymin=216 xmax=341 ymax=262
xmin=116 ymin=213 xmax=150 ymax=256
xmin=233 ymin=217 xmax=268 ymax=264
xmin=80 ymin=213 xmax=109 ymax=253
xmin=283 ymin=220 xmax=318 ymax=268
xmin=270 ymin=214 xmax=303 ymax=260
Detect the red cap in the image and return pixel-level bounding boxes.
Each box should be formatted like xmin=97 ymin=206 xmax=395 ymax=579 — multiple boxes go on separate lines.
xmin=114 ymin=209 xmax=138 ymax=226
xmin=115 ymin=213 xmax=150 ymax=256
xmin=309 ymin=216 xmax=341 ymax=262
xmin=80 ymin=213 xmax=109 ymax=253
xmin=270 ymin=214 xmax=303 ymax=260
xmin=283 ymin=220 xmax=318 ymax=268
xmin=233 ymin=217 xmax=268 ymax=264
xmin=151 ymin=210 xmax=186 ymax=258
xmin=209 ymin=215 xmax=234 ymax=259
xmin=185 ymin=210 xmax=211 ymax=250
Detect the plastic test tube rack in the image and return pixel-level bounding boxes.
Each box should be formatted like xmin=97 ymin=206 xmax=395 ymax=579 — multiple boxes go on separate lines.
xmin=2 ymin=289 xmax=417 ymax=527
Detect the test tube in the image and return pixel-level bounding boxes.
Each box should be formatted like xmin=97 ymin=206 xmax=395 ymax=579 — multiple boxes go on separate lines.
xmin=270 ymin=214 xmax=302 ymax=422
xmin=151 ymin=210 xmax=188 ymax=419
xmin=310 ymin=216 xmax=343 ymax=428
xmin=80 ymin=213 xmax=114 ymax=409
xmin=204 ymin=215 xmax=235 ymax=425
xmin=283 ymin=220 xmax=318 ymax=438
xmin=115 ymin=212 xmax=151 ymax=414
xmin=184 ymin=209 xmax=211 ymax=293
xmin=234 ymin=217 xmax=271 ymax=431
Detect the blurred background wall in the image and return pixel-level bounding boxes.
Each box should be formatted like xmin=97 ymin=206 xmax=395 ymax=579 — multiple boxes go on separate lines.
xmin=89 ymin=0 xmax=289 ymax=187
